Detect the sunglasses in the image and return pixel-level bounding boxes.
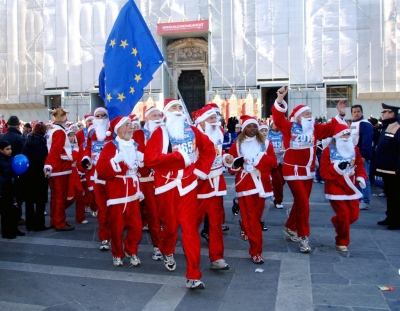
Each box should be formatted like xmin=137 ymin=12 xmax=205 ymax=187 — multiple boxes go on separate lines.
xmin=95 ymin=113 xmax=108 ymax=118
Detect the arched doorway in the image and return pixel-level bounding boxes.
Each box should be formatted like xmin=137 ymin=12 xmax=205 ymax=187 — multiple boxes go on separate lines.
xmin=178 ymin=70 xmax=205 ymax=114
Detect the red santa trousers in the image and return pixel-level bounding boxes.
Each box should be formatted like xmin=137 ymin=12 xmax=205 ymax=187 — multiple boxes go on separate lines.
xmin=271 ymin=164 xmax=285 ymax=205
xmin=140 ymin=181 xmax=161 ymax=247
xmin=48 ymin=174 xmax=69 ymax=228
xmin=197 ymin=195 xmax=225 ymax=262
xmin=109 ymin=201 xmax=142 ymax=258
xmin=93 ymin=183 xmax=111 ymax=241
xmin=330 ymin=200 xmax=359 ymax=246
xmin=238 ymin=194 xmax=265 ymax=256
xmin=157 ymin=188 xmax=202 ymax=280
xmin=286 ymin=179 xmax=313 ymax=237
xmin=65 ymin=190 xmax=85 ymax=223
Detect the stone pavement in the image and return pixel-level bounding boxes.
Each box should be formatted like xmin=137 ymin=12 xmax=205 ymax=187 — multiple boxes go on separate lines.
xmin=0 ymin=174 xmax=399 ymax=311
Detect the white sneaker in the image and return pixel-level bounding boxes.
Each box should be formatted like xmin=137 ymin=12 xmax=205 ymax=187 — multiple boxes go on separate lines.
xmin=275 ymin=203 xmax=284 ymax=209
xmin=142 ymin=224 xmax=149 ymax=231
xmin=210 ymin=259 xmax=229 ymax=270
xmin=85 ymin=207 xmax=91 ymax=213
xmin=283 ymin=227 xmax=300 ymax=242
xmin=100 ymin=240 xmax=110 ymax=251
xmin=81 ymin=220 xmax=88 ymax=224
xmin=336 ymin=245 xmax=348 ymax=252
xmin=359 ymin=202 xmax=371 ymax=210
xmin=164 ymin=254 xmax=176 ymax=271
xmin=299 ymin=237 xmax=311 ymax=253
xmin=152 ymin=247 xmax=163 ymax=261
xmin=129 ymin=254 xmax=141 ymax=267
xmin=113 ymin=257 xmax=123 ymax=266
xmin=186 ymin=279 xmax=205 ymax=290
xmin=91 ymin=210 xmax=98 ymax=217
xmin=378 ymin=192 xmax=386 ymax=197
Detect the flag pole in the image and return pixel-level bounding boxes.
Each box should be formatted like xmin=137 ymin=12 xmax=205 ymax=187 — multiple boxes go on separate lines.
xmin=162 ymin=61 xmax=193 ymax=125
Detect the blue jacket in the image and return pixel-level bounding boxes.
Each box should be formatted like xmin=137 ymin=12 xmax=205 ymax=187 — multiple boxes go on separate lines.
xmin=352 ymin=117 xmax=373 ymax=160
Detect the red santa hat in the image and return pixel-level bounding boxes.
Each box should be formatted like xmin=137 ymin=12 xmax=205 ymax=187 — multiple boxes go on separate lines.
xmin=195 ymin=105 xmax=217 ymax=124
xmin=84 ymin=114 xmax=94 ymax=123
xmin=240 ymin=115 xmax=259 ymax=130
xmin=163 ymin=98 xmax=181 ymax=114
xmin=289 ymin=104 xmax=311 ymax=120
xmin=145 ymin=106 xmax=161 ymax=118
xmin=94 ymin=107 xmax=108 ymax=117
xmin=69 ymin=123 xmax=79 ymax=130
xmin=259 ymin=122 xmax=268 ymax=130
xmin=108 ymin=116 xmax=130 ymax=135
xmin=333 ymin=123 xmax=351 ymax=139
xmin=205 ymin=103 xmax=221 ymax=114
xmin=129 ymin=114 xmax=139 ymax=121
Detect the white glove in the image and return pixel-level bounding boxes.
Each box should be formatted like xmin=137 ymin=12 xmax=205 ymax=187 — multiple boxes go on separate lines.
xmin=113 ymin=151 xmax=124 ymax=163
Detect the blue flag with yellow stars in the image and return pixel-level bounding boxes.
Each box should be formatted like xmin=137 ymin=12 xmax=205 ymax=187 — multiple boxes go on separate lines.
xmin=99 ymin=0 xmax=164 ymax=120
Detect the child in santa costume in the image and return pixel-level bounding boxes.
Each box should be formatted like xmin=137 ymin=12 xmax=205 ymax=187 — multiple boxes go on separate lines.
xmin=81 ymin=107 xmax=113 ymax=251
xmin=195 ymin=105 xmax=233 ymax=270
xmin=228 ymin=115 xmax=277 ymax=264
xmin=44 ymin=108 xmax=77 ymax=231
xmin=320 ymin=124 xmax=367 ymax=252
xmin=272 ymin=86 xmax=347 ymax=253
xmin=96 ymin=116 xmax=143 ymax=267
xmin=65 ymin=129 xmax=87 ymax=224
xmin=133 ymin=106 xmax=164 ymax=261
xmin=144 ymin=98 xmax=215 ymax=290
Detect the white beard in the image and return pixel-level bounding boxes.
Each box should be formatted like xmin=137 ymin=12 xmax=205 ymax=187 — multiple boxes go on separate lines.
xmin=240 ymin=136 xmax=261 ymax=162
xmin=165 ymin=111 xmax=186 ymax=140
xmin=116 ymin=137 xmax=136 ymax=169
xmin=93 ymin=118 xmax=110 ymax=141
xmin=146 ymin=119 xmax=165 ymax=133
xmin=336 ymin=138 xmax=355 ymax=159
xmin=204 ymin=122 xmax=223 ymax=145
xmin=301 ymin=117 xmax=315 ymax=135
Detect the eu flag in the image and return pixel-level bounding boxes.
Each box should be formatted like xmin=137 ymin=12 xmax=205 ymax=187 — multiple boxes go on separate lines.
xmin=99 ymin=0 xmax=164 ymax=120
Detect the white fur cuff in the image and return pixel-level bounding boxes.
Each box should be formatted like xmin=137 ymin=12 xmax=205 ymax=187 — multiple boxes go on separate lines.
xmin=178 ymin=149 xmax=191 ymax=167
xmin=274 ymin=100 xmax=287 ymax=113
xmin=357 ymin=176 xmax=366 ymax=189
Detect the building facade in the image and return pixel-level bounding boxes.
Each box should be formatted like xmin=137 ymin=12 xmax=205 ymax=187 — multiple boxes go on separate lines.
xmin=1 ymin=0 xmax=399 ymax=122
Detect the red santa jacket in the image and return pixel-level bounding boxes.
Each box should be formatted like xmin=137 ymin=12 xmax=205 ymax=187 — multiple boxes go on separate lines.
xmin=144 ymin=125 xmax=215 ymax=196
xmin=96 ymin=139 xmax=143 ymax=207
xmin=45 ymin=124 xmax=76 ymax=176
xmin=272 ymin=99 xmax=346 ymax=180
xmin=320 ymin=144 xmax=367 ymax=200
xmin=76 ymin=127 xmax=89 ymax=149
xmin=133 ymin=128 xmax=154 ymax=182
xmin=196 ymin=125 xmax=229 ymax=199
xmin=228 ymin=138 xmax=277 ymax=198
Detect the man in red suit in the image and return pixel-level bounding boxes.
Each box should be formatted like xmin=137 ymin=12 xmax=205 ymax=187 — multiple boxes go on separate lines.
xmin=272 ymin=86 xmax=347 ymax=253
xmin=133 ymin=106 xmax=164 ymax=261
xmin=144 ymin=99 xmax=214 ymax=290
xmin=44 ymin=108 xmax=78 ymax=231
xmin=97 ymin=116 xmax=143 ymax=267
xmin=195 ymin=105 xmax=233 ymax=270
xmin=81 ymin=107 xmax=113 ymax=250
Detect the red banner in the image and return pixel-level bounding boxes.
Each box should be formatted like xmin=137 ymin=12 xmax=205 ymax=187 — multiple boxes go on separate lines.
xmin=157 ymin=20 xmax=209 ymax=35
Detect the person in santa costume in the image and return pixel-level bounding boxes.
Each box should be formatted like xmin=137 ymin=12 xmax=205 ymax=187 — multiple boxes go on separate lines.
xmin=320 ymin=124 xmax=367 ymax=252
xmin=44 ymin=108 xmax=77 ymax=231
xmin=144 ymin=98 xmax=215 ymax=290
xmin=76 ymin=114 xmax=94 ymax=147
xmin=96 ymin=116 xmax=143 ymax=267
xmin=129 ymin=114 xmax=141 ymax=134
xmin=228 ymin=115 xmax=277 ymax=264
xmin=195 ymin=105 xmax=233 ymax=270
xmin=81 ymin=107 xmax=113 ymax=250
xmin=272 ymin=86 xmax=347 ymax=253
xmin=133 ymin=106 xmax=164 ymax=261
xmin=65 ymin=129 xmax=87 ymax=224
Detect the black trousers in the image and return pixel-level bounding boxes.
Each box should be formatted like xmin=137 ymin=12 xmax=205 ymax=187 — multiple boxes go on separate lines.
xmin=25 ymin=201 xmax=46 ymax=231
xmin=383 ymin=174 xmax=400 ymax=226
xmin=0 ymin=198 xmax=18 ymax=238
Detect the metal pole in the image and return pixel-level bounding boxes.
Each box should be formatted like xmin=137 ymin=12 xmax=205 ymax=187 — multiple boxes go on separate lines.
xmin=162 ymin=61 xmax=193 ymax=125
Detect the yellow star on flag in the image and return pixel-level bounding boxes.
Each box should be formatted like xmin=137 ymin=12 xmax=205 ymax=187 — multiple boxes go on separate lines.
xmin=134 ymin=74 xmax=142 ymax=83
xmin=131 ymin=48 xmax=138 ymax=56
xmin=110 ymin=39 xmax=116 ymax=48
xmin=120 ymin=40 xmax=129 ymax=49
xmin=129 ymin=87 xmax=135 ymax=94
xmin=137 ymin=61 xmax=142 ymax=69
xmin=117 ymin=93 xmax=126 ymax=101
xmin=106 ymin=94 xmax=112 ymax=102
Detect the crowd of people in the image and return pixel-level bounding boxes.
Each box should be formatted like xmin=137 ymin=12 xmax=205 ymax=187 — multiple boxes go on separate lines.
xmin=0 ymin=88 xmax=399 ymax=290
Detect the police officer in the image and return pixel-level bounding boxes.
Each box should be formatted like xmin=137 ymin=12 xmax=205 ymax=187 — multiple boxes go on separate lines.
xmin=375 ymin=103 xmax=400 ymax=230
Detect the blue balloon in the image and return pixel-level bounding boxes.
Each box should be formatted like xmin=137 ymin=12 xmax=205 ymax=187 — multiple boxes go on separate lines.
xmin=12 ymin=154 xmax=29 ymax=175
